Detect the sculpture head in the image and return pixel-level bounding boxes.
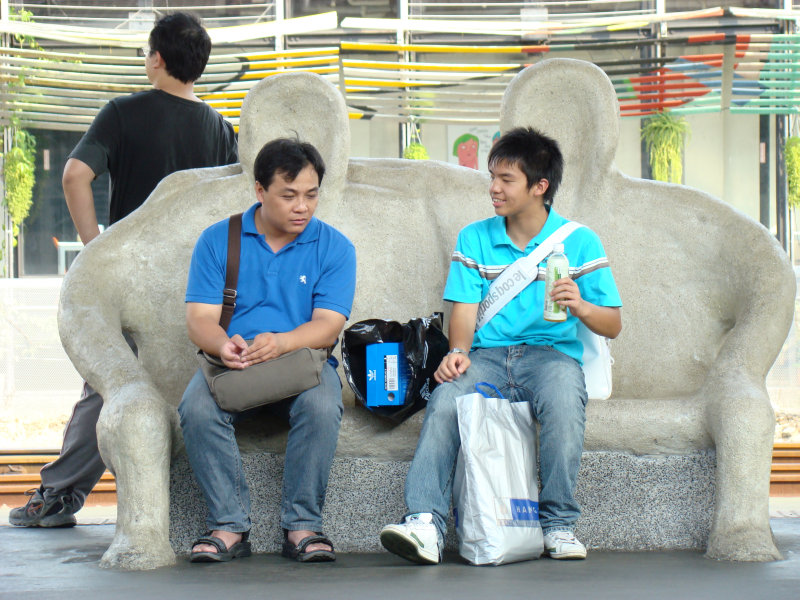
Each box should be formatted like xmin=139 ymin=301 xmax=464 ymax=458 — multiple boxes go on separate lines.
xmin=500 ymin=58 xmax=620 ymax=209
xmin=238 ymin=72 xmax=349 ymax=203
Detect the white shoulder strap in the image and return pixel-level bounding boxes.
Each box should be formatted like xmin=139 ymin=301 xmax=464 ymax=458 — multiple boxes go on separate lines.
xmin=475 ymin=221 xmax=583 ymax=330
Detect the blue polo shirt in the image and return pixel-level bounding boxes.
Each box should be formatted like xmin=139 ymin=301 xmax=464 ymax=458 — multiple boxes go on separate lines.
xmin=444 ymin=208 xmax=621 ymax=363
xmin=186 ymin=203 xmax=356 ymax=343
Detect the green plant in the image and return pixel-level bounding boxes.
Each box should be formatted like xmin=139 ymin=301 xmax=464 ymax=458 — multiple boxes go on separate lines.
xmin=9 ymin=6 xmax=38 ymax=49
xmin=403 ymin=122 xmax=429 ymax=160
xmin=641 ymin=111 xmax=690 ymax=183
xmin=403 ymin=142 xmax=429 ymax=160
xmin=3 ymin=129 xmax=36 ymax=244
xmin=786 ymin=136 xmax=800 ymax=210
xmin=1 ymin=7 xmax=42 ymax=270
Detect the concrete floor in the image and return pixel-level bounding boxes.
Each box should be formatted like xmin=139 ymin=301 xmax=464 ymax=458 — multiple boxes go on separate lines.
xmin=1 ymin=517 xmax=798 ymax=600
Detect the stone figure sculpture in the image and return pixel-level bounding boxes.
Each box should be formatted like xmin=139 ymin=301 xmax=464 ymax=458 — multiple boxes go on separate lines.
xmin=58 ymin=60 xmax=794 ymax=570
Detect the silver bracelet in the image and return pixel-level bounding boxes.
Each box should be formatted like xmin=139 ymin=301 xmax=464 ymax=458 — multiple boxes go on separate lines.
xmin=447 ymin=347 xmax=468 ymax=356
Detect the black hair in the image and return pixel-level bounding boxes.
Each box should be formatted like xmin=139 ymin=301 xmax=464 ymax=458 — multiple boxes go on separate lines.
xmin=253 ymin=138 xmax=326 ymax=189
xmin=488 ymin=127 xmax=564 ymax=206
xmin=148 ymin=12 xmax=211 ymax=84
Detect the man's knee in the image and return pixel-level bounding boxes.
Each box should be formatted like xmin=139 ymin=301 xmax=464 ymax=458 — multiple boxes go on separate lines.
xmin=178 ymin=376 xmax=220 ymax=430
xmin=291 ymin=378 xmax=343 ymax=429
xmin=423 ymin=381 xmax=464 ymax=424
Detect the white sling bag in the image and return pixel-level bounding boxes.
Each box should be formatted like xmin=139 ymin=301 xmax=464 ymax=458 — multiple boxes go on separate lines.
xmin=474 ymin=222 xmax=613 ymax=400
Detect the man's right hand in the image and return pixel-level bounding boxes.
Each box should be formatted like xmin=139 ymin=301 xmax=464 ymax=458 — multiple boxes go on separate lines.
xmin=434 ymin=352 xmax=471 ymax=384
xmin=219 ymin=334 xmax=248 ymax=369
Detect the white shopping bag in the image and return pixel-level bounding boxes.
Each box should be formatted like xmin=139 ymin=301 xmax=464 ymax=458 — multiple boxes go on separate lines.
xmin=453 ymin=382 xmax=543 ymax=565
xmin=577 ymin=322 xmax=613 ymax=400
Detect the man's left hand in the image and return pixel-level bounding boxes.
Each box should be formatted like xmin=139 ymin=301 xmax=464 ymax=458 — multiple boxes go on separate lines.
xmin=550 ymin=278 xmax=623 ymax=339
xmin=241 ymin=332 xmax=288 ymax=366
xmin=550 ymin=277 xmax=588 ymax=319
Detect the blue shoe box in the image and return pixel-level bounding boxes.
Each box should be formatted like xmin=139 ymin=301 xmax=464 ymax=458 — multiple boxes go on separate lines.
xmin=365 ymin=342 xmax=410 ymax=407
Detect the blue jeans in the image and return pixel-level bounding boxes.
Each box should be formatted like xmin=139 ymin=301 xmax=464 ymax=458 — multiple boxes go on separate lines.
xmin=405 ymin=345 xmax=588 ymax=539
xmin=178 ymin=363 xmax=343 ymax=534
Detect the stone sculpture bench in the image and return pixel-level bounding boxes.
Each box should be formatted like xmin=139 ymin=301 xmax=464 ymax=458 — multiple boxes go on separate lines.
xmin=58 ymin=60 xmax=794 ymax=569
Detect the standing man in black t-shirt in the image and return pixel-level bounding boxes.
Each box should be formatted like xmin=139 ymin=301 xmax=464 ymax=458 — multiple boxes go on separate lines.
xmin=10 ymin=12 xmax=238 ymax=528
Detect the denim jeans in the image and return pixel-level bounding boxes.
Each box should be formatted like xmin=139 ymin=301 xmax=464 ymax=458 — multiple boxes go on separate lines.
xmin=178 ymin=362 xmax=343 ymax=534
xmin=404 ymin=345 xmax=588 ymax=539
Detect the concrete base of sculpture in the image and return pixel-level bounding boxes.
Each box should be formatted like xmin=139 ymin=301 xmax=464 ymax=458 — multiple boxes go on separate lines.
xmin=169 ymin=447 xmax=715 ymax=555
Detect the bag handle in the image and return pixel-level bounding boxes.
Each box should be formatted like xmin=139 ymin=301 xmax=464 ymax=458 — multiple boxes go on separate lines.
xmin=474 ymin=382 xmax=503 ymax=399
xmin=219 ymin=213 xmax=243 ymax=331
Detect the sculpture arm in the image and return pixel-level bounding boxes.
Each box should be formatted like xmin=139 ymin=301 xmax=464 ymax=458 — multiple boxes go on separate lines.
xmin=708 ymin=234 xmax=794 ymax=381
xmin=62 ymin=158 xmax=102 ymax=244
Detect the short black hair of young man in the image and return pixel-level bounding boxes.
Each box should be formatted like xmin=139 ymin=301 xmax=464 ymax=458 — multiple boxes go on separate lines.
xmin=148 ymin=12 xmax=211 ymax=84
xmin=254 ymin=138 xmax=326 ymax=189
xmin=488 ymin=127 xmax=564 ymax=206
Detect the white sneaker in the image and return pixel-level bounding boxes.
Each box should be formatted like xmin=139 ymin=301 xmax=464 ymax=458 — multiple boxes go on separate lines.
xmin=380 ymin=513 xmax=442 ymax=564
xmin=543 ymin=530 xmax=587 ymax=560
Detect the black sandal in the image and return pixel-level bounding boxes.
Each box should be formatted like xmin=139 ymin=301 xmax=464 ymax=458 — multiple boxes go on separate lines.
xmin=281 ymin=530 xmax=336 ymax=563
xmin=190 ymin=530 xmax=251 ymax=563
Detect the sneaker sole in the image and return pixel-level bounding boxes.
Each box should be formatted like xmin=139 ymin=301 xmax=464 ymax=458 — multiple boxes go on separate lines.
xmin=9 ymin=514 xmax=77 ymax=528
xmin=544 ymin=548 xmax=586 ymax=560
xmin=380 ymin=529 xmax=439 ymax=565
xmin=39 ymin=514 xmax=78 ymax=528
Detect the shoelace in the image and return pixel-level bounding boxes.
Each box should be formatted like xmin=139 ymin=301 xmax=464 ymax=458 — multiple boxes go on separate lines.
xmin=22 ymin=488 xmax=44 ymax=514
xmin=548 ymin=531 xmax=577 ymax=543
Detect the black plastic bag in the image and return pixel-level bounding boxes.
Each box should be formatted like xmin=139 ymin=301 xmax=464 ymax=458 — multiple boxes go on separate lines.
xmin=341 ymin=312 xmax=449 ymax=424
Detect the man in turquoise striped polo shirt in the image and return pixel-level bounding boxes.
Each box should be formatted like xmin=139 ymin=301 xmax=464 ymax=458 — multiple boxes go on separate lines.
xmin=381 ymin=127 xmax=622 ymax=564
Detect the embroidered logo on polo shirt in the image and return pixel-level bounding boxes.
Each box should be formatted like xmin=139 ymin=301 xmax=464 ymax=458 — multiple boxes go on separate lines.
xmin=299 ymin=275 xmax=307 ymax=284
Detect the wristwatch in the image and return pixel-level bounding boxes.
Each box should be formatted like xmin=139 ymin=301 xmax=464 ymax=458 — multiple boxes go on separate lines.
xmin=447 ymin=347 xmax=468 ymax=356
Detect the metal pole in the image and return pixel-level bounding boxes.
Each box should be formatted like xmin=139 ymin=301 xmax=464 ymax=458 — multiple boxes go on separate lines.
xmin=777 ymin=114 xmax=789 ymax=250
xmin=776 ymin=0 xmax=792 ymax=252
xmin=398 ymin=0 xmax=409 ymax=157
xmin=760 ymin=115 xmax=771 ymax=230
xmin=275 ymin=0 xmax=284 ymax=52
xmin=0 ymin=0 xmax=10 ymax=277
xmin=639 ymin=40 xmax=652 ymax=180
xmin=640 ymin=0 xmax=662 ymax=180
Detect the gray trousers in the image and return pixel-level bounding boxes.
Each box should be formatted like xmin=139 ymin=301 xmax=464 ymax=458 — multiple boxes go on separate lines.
xmin=39 ymin=382 xmax=106 ymax=510
xmin=40 ymin=334 xmax=136 ymax=511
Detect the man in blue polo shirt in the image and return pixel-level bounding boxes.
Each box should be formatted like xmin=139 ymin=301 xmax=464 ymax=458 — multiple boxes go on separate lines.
xmin=179 ymin=138 xmax=356 ymax=563
xmin=380 ymin=127 xmax=622 ymax=564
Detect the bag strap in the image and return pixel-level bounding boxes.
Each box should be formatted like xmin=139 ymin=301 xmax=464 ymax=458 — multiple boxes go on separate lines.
xmin=475 ymin=221 xmax=583 ymax=330
xmin=216 ymin=212 xmax=333 ymax=359
xmin=475 ymin=382 xmax=503 ymax=399
xmin=219 ymin=213 xmax=243 ymax=331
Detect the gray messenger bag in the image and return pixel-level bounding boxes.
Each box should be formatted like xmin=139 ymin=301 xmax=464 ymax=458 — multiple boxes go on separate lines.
xmin=196 ymin=213 xmax=329 ymax=413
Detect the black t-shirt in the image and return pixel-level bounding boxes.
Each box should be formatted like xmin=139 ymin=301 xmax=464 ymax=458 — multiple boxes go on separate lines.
xmin=69 ymin=89 xmax=238 ymax=224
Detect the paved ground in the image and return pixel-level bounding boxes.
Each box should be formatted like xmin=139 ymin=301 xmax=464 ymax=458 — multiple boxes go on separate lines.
xmin=2 ymin=516 xmax=798 ymax=600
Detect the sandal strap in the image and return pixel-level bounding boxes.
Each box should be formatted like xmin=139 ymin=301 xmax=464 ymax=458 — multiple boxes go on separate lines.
xmin=296 ymin=534 xmax=334 ymax=553
xmin=192 ymin=535 xmax=228 ymax=555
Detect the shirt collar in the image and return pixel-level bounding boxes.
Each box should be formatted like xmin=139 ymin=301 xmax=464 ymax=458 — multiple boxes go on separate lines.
xmin=488 ymin=208 xmax=568 ymax=251
xmin=241 ymin=202 xmax=321 ymax=245
xmin=530 ymin=207 xmax=567 ymax=249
